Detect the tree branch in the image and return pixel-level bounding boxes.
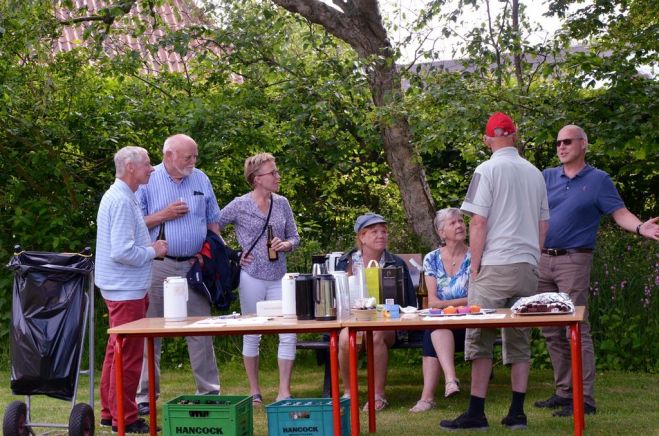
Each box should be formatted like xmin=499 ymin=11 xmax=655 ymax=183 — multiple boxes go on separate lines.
xmin=271 ymin=0 xmax=389 ymax=58
xmin=57 ymin=0 xmax=138 ymax=26
xmin=59 ymin=15 xmax=110 ymax=25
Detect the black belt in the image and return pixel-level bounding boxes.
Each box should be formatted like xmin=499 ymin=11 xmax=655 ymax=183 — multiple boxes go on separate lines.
xmin=165 ymin=255 xmax=194 ymax=262
xmin=542 ymin=248 xmax=593 ymax=256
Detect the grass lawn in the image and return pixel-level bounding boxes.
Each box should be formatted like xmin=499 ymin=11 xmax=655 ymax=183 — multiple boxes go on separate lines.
xmin=1 ymin=352 xmax=657 ymax=435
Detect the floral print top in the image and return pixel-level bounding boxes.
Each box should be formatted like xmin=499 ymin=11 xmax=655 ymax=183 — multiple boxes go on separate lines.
xmin=423 ymin=248 xmax=471 ymax=301
xmin=218 ymin=193 xmax=299 ymax=281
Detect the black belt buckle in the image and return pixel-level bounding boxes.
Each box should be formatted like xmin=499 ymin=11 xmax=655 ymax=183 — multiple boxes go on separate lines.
xmin=544 ymin=248 xmax=565 ymax=256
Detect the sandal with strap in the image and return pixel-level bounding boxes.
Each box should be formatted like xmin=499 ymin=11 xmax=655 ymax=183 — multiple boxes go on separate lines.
xmin=445 ymin=380 xmax=460 ymax=398
xmin=252 ymin=394 xmax=263 ymax=406
xmin=363 ymin=394 xmax=389 ymax=412
xmin=409 ymin=399 xmax=436 ymax=413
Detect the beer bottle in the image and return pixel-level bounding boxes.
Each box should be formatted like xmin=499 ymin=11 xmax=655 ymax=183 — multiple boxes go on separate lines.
xmin=155 ymin=222 xmax=165 ymax=261
xmin=267 ymin=225 xmax=278 ymax=261
xmin=416 ymin=269 xmax=429 ymax=309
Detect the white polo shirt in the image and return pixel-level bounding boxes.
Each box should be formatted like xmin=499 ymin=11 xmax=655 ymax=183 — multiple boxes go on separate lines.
xmin=461 ymin=147 xmax=549 ymax=266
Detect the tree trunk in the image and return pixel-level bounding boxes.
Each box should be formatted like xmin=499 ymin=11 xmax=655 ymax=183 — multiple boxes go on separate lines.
xmin=271 ymin=0 xmax=440 ymax=247
xmin=511 ymin=0 xmax=524 ymax=90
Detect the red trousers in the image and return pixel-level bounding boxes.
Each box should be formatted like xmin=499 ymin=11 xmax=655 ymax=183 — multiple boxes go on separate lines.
xmin=100 ymin=296 xmax=148 ymax=426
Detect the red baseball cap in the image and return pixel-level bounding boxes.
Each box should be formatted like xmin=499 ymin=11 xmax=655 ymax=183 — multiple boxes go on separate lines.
xmin=485 ymin=112 xmax=516 ymax=137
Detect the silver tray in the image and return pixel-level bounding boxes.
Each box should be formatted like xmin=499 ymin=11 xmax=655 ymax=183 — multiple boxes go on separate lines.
xmin=513 ymin=310 xmax=575 ymax=316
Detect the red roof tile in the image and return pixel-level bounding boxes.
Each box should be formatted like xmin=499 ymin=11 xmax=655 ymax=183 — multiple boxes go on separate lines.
xmin=54 ymin=0 xmax=213 ymax=74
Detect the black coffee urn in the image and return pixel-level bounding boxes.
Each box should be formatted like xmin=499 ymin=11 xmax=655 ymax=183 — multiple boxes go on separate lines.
xmin=295 ymin=274 xmax=315 ymax=320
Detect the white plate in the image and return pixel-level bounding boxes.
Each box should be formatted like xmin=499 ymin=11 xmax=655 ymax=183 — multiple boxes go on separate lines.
xmin=425 ymin=312 xmax=467 ymax=317
xmin=399 ymin=306 xmax=418 ymax=314
xmin=421 ymin=309 xmax=496 ymax=317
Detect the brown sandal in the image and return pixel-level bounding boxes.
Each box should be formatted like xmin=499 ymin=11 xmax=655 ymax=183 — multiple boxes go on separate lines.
xmin=363 ymin=394 xmax=388 ymax=412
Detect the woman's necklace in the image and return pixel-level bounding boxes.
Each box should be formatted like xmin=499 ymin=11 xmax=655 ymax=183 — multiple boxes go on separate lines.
xmin=443 ymin=247 xmax=465 ymax=276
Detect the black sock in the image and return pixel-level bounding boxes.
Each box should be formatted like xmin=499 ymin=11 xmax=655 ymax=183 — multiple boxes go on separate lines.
xmin=467 ymin=395 xmax=485 ymax=417
xmin=508 ymin=391 xmax=526 ymax=416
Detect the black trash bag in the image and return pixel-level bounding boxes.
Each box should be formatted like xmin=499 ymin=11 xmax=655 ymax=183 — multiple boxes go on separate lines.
xmin=7 ymin=250 xmax=93 ymax=401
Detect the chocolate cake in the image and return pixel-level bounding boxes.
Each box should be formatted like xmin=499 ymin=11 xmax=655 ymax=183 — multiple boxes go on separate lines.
xmin=511 ymin=292 xmax=574 ymax=314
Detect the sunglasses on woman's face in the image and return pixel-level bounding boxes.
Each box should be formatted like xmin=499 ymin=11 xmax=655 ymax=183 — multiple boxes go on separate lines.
xmin=555 ymin=137 xmax=583 ymax=147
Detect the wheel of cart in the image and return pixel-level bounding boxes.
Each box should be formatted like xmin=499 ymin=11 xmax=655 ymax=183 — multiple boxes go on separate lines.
xmin=3 ymin=245 xmax=96 ymax=436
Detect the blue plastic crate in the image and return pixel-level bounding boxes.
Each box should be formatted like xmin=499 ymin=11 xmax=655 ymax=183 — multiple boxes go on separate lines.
xmin=266 ymin=397 xmax=350 ymax=436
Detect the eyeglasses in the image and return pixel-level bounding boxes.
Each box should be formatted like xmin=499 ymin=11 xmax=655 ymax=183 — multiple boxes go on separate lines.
xmin=555 ymin=137 xmax=583 ymax=147
xmin=256 ymin=169 xmax=280 ymax=177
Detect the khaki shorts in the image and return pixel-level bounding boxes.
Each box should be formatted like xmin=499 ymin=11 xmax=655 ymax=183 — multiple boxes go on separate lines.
xmin=465 ymin=263 xmax=539 ymax=364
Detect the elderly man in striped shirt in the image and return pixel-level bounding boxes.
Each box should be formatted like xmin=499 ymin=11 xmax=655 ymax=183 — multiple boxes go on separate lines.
xmin=134 ymin=134 xmax=223 ymax=414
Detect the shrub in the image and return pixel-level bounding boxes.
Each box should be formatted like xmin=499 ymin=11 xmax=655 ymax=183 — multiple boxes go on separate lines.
xmin=587 ymin=222 xmax=658 ymax=372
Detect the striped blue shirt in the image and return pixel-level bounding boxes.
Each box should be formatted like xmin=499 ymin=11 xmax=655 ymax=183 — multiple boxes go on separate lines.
xmin=136 ymin=163 xmax=221 ymax=256
xmin=95 ymin=179 xmax=155 ymax=300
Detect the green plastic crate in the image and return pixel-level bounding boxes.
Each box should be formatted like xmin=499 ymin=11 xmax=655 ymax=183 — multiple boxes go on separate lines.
xmin=163 ymin=395 xmax=253 ymax=436
xmin=266 ymin=398 xmax=350 ymax=436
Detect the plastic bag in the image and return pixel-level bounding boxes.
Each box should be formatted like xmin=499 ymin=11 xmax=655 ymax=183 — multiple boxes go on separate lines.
xmin=7 ymin=251 xmax=93 ymax=400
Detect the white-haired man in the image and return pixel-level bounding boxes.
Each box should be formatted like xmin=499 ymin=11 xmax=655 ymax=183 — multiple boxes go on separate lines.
xmin=135 ymin=134 xmax=222 ymax=414
xmin=96 ymin=146 xmax=168 ymax=433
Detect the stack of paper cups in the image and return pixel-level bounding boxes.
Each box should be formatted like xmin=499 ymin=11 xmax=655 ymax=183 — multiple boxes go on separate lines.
xmin=348 ymin=275 xmax=360 ymax=310
xmin=281 ymin=273 xmax=299 ymax=318
xmin=331 ymin=271 xmax=350 ymax=320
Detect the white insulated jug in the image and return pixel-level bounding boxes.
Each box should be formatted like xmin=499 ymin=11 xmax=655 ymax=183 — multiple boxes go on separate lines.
xmin=281 ymin=273 xmax=299 ymax=319
xmin=163 ymin=276 xmax=188 ymax=321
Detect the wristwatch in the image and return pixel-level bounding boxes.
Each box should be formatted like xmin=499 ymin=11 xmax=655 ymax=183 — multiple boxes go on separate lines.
xmin=636 ymin=223 xmax=642 ymax=235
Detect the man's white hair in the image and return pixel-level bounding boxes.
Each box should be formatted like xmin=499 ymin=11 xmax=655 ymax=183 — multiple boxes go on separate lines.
xmin=163 ymin=133 xmax=196 ymax=153
xmin=114 ymin=146 xmax=148 ymax=177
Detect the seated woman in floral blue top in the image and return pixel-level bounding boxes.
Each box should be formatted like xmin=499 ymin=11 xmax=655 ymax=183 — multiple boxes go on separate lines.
xmin=410 ymin=208 xmax=471 ymax=413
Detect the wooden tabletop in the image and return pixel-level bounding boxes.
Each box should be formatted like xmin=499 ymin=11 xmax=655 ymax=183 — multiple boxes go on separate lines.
xmin=341 ymin=306 xmax=585 ymax=329
xmin=108 ymin=316 xmax=342 ymax=335
xmin=108 ymin=307 xmax=583 ymax=336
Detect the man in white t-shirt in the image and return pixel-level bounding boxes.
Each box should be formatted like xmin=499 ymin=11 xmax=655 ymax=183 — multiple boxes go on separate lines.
xmin=440 ymin=112 xmax=549 ymax=431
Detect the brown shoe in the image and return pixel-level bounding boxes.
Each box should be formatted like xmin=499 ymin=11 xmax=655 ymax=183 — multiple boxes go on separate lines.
xmin=534 ymin=394 xmax=571 ymax=409
xmin=112 ymin=418 xmax=160 ymax=433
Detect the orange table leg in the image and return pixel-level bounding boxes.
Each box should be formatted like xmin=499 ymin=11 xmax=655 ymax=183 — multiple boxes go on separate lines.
xmin=329 ymin=331 xmax=341 ymax=436
xmin=349 ymin=329 xmax=360 ymax=436
xmin=570 ymin=322 xmax=584 ymax=436
xmin=366 ymin=331 xmax=375 ymax=433
xmin=147 ymin=337 xmax=157 ymax=436
xmin=114 ymin=335 xmax=125 ymax=436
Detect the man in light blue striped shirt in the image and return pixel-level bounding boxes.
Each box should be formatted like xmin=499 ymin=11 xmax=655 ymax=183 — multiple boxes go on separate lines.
xmin=135 ymin=134 xmax=222 ymax=412
xmin=96 ymin=146 xmax=168 ymax=432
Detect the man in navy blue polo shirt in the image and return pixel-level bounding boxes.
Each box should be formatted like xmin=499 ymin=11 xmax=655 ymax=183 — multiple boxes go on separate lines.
xmin=535 ymin=124 xmax=659 ymax=418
